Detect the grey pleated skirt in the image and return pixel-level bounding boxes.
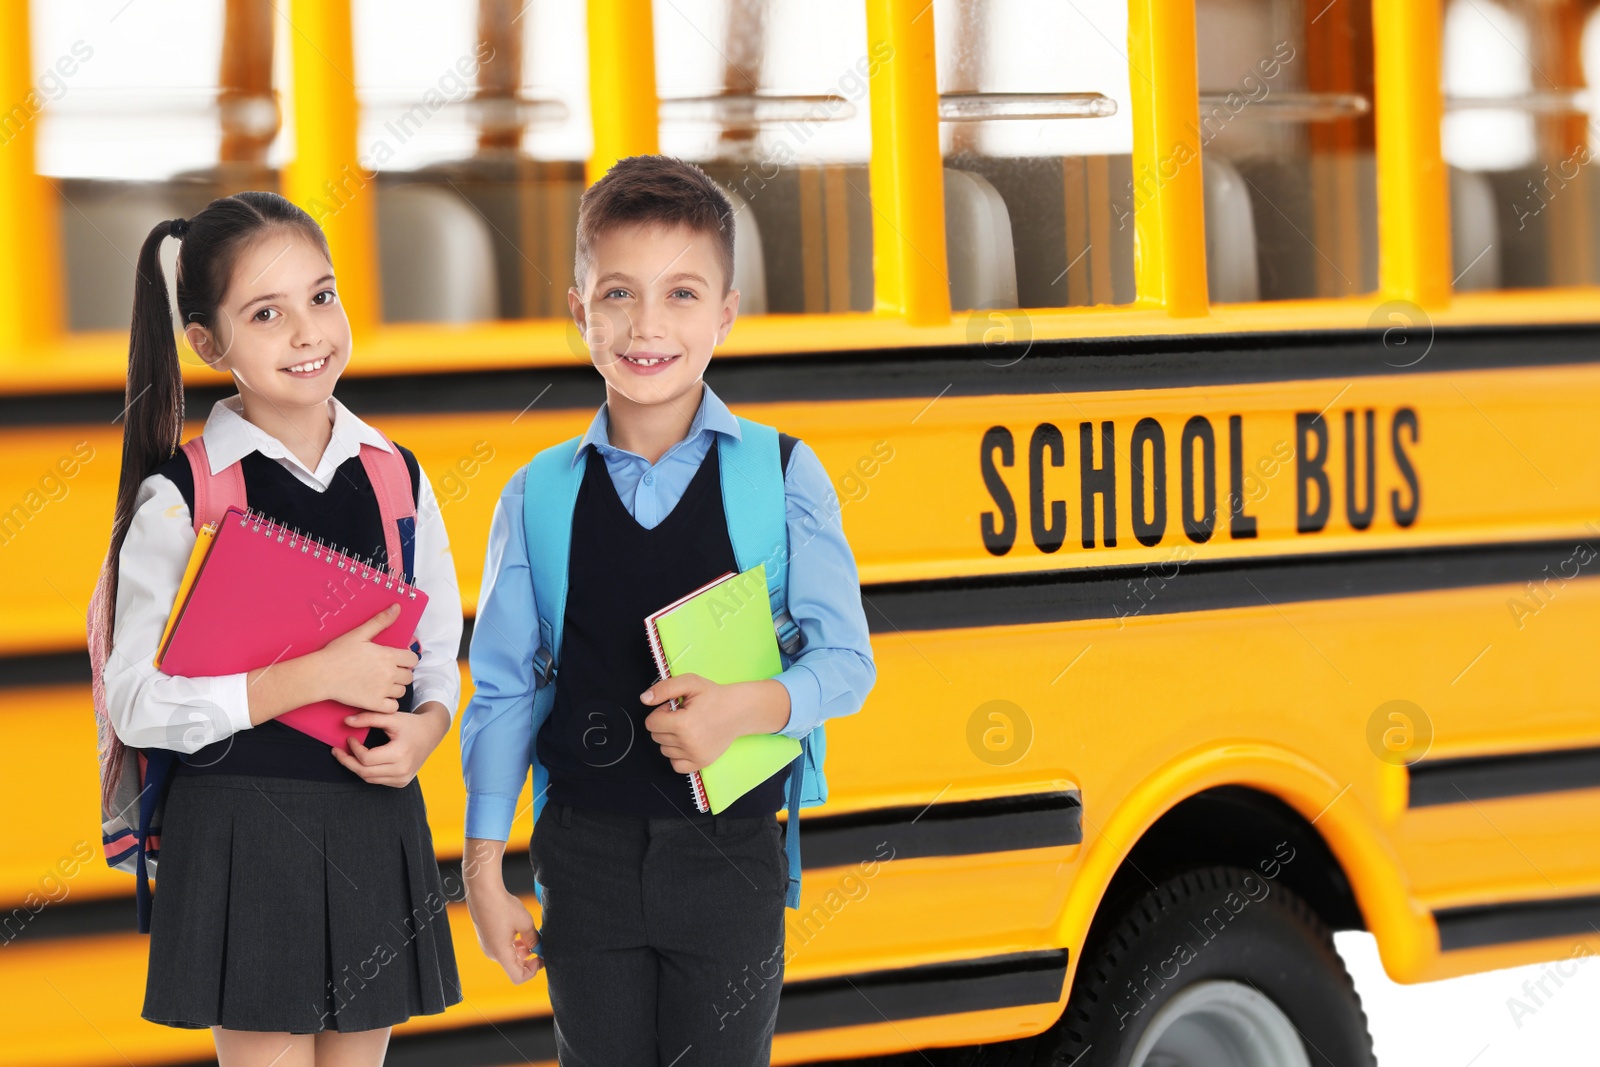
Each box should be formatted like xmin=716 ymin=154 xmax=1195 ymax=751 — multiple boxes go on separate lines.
xmin=141 ymin=772 xmax=463 ymax=1033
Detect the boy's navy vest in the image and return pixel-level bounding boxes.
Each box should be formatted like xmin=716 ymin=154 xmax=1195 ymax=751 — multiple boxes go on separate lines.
xmin=522 ymin=417 xmax=825 ymax=910
xmin=537 ymin=442 xmax=790 ymax=816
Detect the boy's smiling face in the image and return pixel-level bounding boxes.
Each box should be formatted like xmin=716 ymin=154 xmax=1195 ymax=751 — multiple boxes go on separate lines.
xmin=568 ymin=221 xmax=739 ymax=412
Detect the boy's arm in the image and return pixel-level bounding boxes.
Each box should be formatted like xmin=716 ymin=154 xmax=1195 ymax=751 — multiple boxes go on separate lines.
xmin=771 ymin=439 xmax=878 ymax=740
xmin=460 ymin=467 xmax=539 ymax=842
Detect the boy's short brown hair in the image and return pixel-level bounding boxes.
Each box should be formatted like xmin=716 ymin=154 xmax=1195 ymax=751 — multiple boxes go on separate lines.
xmin=574 ymin=155 xmax=736 ymax=294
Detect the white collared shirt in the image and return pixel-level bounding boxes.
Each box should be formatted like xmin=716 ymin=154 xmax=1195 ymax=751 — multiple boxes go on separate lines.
xmin=103 ymin=394 xmax=464 ymax=752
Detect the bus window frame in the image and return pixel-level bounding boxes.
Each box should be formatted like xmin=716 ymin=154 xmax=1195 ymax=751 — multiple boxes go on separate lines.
xmin=9 ymin=0 xmax=1600 ymax=397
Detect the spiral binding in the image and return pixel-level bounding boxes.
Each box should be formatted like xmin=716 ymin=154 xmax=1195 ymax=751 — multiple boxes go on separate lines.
xmin=643 ymin=609 xmax=708 ymax=812
xmin=233 ymin=506 xmax=419 ymax=600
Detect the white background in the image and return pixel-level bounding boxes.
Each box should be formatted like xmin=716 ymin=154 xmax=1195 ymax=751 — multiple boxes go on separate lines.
xmin=1337 ymin=931 xmax=1600 ymax=1065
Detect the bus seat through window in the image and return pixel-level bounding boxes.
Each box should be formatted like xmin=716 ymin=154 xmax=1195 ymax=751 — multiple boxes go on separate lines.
xmin=1201 ymin=154 xmax=1261 ymax=303
xmin=1449 ymin=166 xmax=1502 ymax=291
xmin=725 ymin=186 xmax=769 ymax=316
xmin=944 ymin=166 xmax=1019 ymax=312
xmin=375 ymin=184 xmax=499 ymax=324
xmin=62 ymin=184 xmax=189 ymax=333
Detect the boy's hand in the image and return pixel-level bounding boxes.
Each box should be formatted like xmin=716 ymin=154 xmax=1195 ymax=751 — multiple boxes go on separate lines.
xmin=331 ymin=701 xmax=451 ymax=787
xmin=463 ymin=839 xmax=544 ymax=984
xmin=465 ymin=883 xmax=544 ymax=984
xmin=641 ymin=676 xmax=791 ymax=773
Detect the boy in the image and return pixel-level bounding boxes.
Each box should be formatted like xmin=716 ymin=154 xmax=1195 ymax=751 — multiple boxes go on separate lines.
xmin=459 ymin=155 xmax=877 ymax=1066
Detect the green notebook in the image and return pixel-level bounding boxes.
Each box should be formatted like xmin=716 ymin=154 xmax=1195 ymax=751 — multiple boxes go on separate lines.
xmin=646 ymin=562 xmax=803 ymax=814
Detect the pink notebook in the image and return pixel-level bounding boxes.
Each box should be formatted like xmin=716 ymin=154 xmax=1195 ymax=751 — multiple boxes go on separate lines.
xmin=158 ymin=505 xmax=429 ymax=747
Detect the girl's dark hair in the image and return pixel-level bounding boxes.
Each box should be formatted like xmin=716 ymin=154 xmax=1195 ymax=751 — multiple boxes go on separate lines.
xmin=93 ymin=191 xmax=329 ymax=805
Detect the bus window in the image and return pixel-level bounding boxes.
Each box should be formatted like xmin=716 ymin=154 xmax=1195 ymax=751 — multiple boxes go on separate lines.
xmin=1195 ymin=0 xmax=1378 ymax=302
xmin=655 ymin=0 xmax=875 ymax=315
xmin=931 ymin=0 xmax=1136 ymax=312
xmin=32 ymin=0 xmax=285 ymax=331
xmin=1442 ymin=0 xmax=1596 ymax=292
xmin=352 ymin=0 xmax=585 ymax=323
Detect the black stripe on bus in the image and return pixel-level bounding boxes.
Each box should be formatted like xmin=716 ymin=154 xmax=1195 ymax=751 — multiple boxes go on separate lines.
xmin=437 ymin=793 xmax=1085 ymax=898
xmin=774 ymin=947 xmax=1069 ymax=1034
xmin=8 ymin=538 xmax=1593 ymax=690
xmin=440 ymin=790 xmax=1084 ymax=894
xmin=857 ymin=538 xmax=1596 ymax=634
xmin=397 ymin=949 xmax=1068 ymax=1064
xmin=785 ymin=790 xmax=1082 ymax=869
xmin=0 ymin=648 xmax=85 ymax=688
xmin=8 ymin=322 xmax=1600 ymax=426
xmin=4 ymin=792 xmax=1080 ymax=944
xmin=1409 ymin=745 xmax=1600 ymax=807
xmin=158 ymin=948 xmax=1065 ymax=1067
xmin=1435 ymin=892 xmax=1600 ymax=952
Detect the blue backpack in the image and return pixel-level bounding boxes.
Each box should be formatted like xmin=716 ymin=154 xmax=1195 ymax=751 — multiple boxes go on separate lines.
xmin=522 ymin=416 xmax=825 ymax=909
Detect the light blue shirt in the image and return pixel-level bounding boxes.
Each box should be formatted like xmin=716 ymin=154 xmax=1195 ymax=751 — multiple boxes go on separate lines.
xmin=460 ymin=382 xmax=877 ymax=842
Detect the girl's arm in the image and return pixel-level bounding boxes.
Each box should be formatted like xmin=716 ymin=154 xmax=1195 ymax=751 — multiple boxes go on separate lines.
xmin=103 ymin=473 xmax=264 ymax=751
xmin=406 ymin=467 xmax=464 ymax=722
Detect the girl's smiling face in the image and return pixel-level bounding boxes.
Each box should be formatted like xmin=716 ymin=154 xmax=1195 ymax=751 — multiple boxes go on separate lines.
xmin=184 ymin=229 xmax=350 ymax=405
xmin=568 ymin=222 xmax=739 ymax=411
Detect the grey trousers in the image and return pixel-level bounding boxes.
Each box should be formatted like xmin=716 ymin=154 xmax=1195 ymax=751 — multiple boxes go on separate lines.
xmin=531 ymin=799 xmax=789 ymax=1067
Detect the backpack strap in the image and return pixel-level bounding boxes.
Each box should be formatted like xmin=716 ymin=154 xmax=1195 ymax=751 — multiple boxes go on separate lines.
xmin=181 ymin=434 xmax=416 ymax=580
xmin=359 ymin=440 xmax=417 ymax=581
xmin=179 ymin=438 xmax=246 ymax=534
xmin=721 ymin=417 xmax=804 ymax=655
xmin=720 ymin=416 xmax=813 ymax=909
xmin=520 ymin=436 xmax=585 ymax=869
xmin=778 ymin=431 xmax=798 ymax=478
xmin=119 ymin=436 xmax=247 ymax=934
xmin=720 ymin=417 xmax=785 ymax=600
xmin=522 ymin=436 xmax=586 ymax=690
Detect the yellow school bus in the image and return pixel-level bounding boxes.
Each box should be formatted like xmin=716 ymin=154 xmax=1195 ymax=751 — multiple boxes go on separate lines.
xmin=4 ymin=0 xmax=1600 ymax=1063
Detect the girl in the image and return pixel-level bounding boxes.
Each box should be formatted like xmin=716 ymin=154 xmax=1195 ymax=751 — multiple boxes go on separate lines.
xmin=90 ymin=191 xmax=464 ymax=1066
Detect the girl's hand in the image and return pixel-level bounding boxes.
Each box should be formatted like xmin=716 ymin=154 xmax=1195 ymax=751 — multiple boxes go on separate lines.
xmin=316 ymin=603 xmax=419 ymax=712
xmin=465 ymin=882 xmax=543 ymax=985
xmin=330 ymin=702 xmax=450 ymax=787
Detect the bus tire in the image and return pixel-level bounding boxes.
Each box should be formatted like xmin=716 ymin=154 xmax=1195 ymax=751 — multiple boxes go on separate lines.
xmin=933 ymin=865 xmax=1375 ymax=1067
xmin=1056 ymin=865 xmax=1374 ymax=1066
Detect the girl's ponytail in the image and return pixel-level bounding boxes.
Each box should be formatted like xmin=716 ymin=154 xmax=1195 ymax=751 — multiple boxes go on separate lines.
xmin=91 ymin=219 xmax=190 ymax=807
xmin=91 ymin=192 xmax=327 ymax=808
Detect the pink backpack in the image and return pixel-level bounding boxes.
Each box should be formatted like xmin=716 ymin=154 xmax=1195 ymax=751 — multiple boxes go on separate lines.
xmin=88 ymin=435 xmax=416 ymax=932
